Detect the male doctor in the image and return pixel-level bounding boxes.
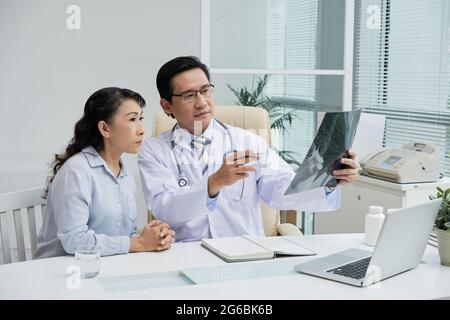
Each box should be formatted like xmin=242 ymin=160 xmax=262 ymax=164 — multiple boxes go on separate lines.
xmin=138 ymin=56 xmax=361 ymax=242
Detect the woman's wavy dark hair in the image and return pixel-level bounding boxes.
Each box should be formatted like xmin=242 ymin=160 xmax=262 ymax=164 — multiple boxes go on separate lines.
xmin=44 ymin=87 xmax=146 ymax=198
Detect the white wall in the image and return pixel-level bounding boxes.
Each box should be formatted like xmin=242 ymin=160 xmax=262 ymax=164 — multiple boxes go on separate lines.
xmin=209 ymin=0 xmax=268 ymax=105
xmin=0 ymin=0 xmax=201 ymax=227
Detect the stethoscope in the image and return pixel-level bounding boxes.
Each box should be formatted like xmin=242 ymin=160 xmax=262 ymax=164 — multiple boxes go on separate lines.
xmin=170 ymin=120 xmax=245 ymax=201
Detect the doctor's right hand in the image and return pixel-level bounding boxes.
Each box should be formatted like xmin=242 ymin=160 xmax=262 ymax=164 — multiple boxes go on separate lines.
xmin=129 ymin=220 xmax=175 ymax=253
xmin=207 ymin=150 xmax=260 ymax=197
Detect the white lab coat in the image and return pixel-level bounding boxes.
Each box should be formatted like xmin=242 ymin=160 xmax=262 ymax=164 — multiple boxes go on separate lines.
xmin=138 ymin=119 xmax=340 ymax=242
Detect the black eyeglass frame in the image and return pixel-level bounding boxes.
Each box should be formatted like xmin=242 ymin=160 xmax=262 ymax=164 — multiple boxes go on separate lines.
xmin=171 ymin=84 xmax=215 ymax=100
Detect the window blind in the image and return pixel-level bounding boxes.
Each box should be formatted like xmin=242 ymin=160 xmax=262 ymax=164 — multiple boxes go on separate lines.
xmin=354 ymin=0 xmax=450 ymax=176
xmin=267 ymin=0 xmax=318 ymax=99
xmin=267 ymin=0 xmax=318 ymax=161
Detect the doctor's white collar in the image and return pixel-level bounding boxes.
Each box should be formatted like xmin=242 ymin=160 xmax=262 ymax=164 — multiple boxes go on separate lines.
xmin=172 ymin=118 xmax=217 ymax=145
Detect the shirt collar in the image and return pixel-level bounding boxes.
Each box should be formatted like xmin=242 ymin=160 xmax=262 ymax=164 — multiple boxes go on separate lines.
xmin=172 ymin=119 xmax=215 ymax=145
xmin=81 ymin=146 xmax=128 ymax=178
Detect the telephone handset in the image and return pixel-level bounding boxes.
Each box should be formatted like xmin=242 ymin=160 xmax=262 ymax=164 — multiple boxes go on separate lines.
xmin=360 ymin=142 xmax=439 ymax=184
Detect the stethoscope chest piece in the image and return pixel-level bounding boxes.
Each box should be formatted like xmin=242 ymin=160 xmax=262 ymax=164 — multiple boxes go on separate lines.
xmin=178 ymin=177 xmax=189 ymax=188
xmin=171 ymin=120 xmax=232 ymax=191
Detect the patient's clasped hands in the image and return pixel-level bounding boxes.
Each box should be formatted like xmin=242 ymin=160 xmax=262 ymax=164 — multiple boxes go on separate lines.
xmin=130 ymin=219 xmax=176 ymax=252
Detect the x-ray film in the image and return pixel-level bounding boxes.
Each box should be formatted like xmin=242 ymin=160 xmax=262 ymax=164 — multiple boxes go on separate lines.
xmin=284 ymin=109 xmax=362 ymax=195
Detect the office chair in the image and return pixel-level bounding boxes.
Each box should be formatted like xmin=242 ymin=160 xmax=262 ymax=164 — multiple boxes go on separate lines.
xmin=0 ymin=187 xmax=45 ymax=264
xmin=150 ymin=105 xmax=302 ymax=236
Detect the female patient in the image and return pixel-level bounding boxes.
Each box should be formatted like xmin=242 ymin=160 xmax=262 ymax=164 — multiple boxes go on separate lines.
xmin=34 ymin=87 xmax=175 ymax=258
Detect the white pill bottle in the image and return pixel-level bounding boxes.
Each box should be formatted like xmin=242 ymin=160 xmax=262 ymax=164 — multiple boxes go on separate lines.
xmin=364 ymin=206 xmax=385 ymax=246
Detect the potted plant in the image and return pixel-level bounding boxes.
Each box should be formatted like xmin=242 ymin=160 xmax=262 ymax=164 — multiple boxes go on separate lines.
xmin=429 ymin=186 xmax=450 ymax=266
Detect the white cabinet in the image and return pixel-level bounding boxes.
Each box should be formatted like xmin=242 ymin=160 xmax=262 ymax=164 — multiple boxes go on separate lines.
xmin=314 ymin=176 xmax=450 ymax=234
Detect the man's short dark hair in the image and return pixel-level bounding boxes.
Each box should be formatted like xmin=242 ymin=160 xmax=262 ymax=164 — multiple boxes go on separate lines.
xmin=156 ymin=56 xmax=211 ymax=104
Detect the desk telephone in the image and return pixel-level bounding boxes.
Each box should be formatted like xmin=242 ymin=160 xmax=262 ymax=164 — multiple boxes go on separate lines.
xmin=360 ymin=142 xmax=439 ymax=184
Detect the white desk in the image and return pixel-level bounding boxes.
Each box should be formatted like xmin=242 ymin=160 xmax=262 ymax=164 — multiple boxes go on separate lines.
xmin=0 ymin=234 xmax=449 ymax=299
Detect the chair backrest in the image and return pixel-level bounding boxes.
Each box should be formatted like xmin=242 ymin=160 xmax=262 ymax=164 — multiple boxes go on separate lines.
xmin=152 ymin=105 xmax=280 ymax=236
xmin=0 ymin=187 xmax=46 ymax=264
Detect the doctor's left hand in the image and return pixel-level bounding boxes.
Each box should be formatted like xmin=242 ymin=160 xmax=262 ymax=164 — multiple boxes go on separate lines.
xmin=332 ymin=149 xmax=361 ymax=185
xmin=208 ymin=150 xmax=260 ymax=196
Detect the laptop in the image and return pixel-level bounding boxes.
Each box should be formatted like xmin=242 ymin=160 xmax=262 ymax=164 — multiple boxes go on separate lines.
xmin=295 ymin=198 xmax=442 ymax=287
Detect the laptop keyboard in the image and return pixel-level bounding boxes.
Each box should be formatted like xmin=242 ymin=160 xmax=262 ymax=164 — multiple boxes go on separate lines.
xmin=326 ymin=256 xmax=372 ymax=280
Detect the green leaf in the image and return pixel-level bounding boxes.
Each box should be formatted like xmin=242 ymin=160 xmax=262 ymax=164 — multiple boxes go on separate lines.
xmin=444 ymin=188 xmax=450 ymax=199
xmin=434 ymin=187 xmax=450 ymax=229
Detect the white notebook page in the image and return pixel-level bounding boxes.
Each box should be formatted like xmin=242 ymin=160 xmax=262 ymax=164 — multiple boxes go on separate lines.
xmin=243 ymin=235 xmax=315 ymax=255
xmin=202 ymin=237 xmax=270 ymax=258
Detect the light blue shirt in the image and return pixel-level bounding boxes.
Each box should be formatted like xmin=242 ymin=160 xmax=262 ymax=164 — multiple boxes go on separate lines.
xmin=138 ymin=119 xmax=340 ymax=242
xmin=34 ymin=146 xmax=138 ymax=259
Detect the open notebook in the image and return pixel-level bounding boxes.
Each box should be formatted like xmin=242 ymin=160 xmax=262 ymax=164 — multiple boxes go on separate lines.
xmin=201 ymin=235 xmax=316 ymax=263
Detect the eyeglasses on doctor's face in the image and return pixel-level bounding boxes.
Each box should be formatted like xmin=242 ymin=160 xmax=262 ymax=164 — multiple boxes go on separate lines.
xmin=172 ymin=84 xmax=215 ymax=103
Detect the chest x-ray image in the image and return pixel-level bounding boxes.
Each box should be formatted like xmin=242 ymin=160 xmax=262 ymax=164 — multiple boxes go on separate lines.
xmin=284 ymin=108 xmax=361 ymax=196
